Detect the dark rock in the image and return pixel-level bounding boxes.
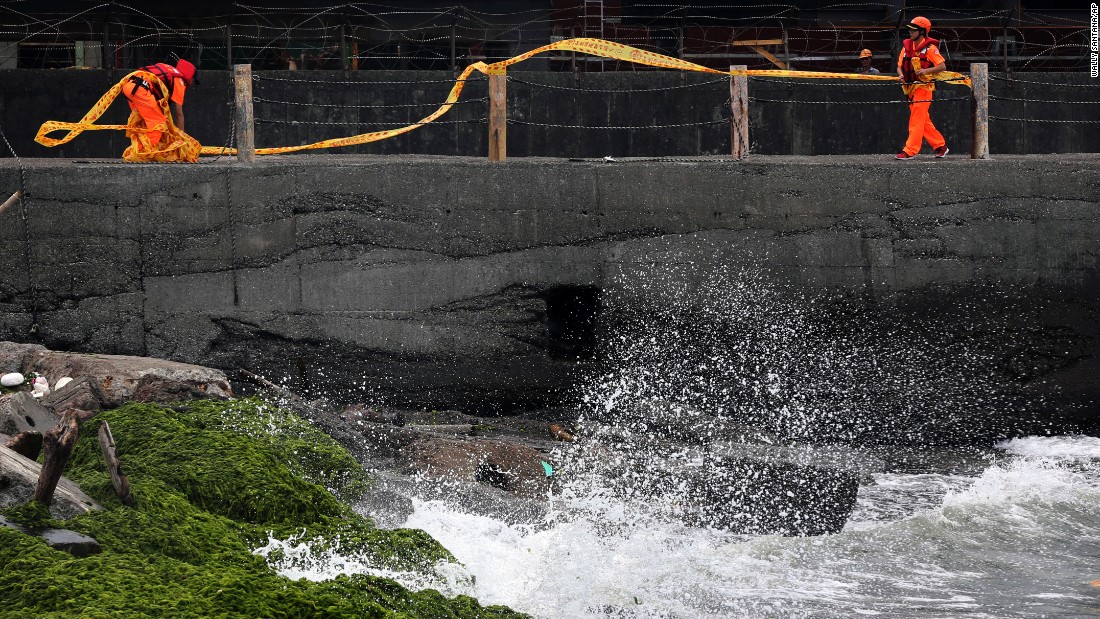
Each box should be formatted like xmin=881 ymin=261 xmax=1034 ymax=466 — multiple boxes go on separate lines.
xmin=40 ymin=376 xmax=104 ymax=419
xmin=0 ymin=445 xmax=101 ymax=519
xmin=402 ymin=436 xmax=549 ymax=499
xmin=4 ymin=432 xmax=43 ymax=460
xmin=38 ymin=528 xmax=102 ymax=557
xmin=0 ymin=343 xmax=232 ymax=408
xmin=0 ymin=392 xmax=59 ymax=436
xmin=130 ymin=373 xmax=224 ymax=403
xmin=691 ymin=451 xmax=860 ymax=536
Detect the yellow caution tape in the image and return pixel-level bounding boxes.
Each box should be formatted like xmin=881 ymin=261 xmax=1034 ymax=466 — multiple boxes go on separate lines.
xmin=36 ymin=70 xmax=202 ymax=162
xmin=36 ymin=38 xmax=971 ymax=161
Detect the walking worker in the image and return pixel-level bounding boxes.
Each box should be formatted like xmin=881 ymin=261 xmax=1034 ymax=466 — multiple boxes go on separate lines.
xmin=122 ymin=59 xmax=196 ymax=150
xmin=895 ymin=16 xmax=949 ymax=160
xmin=856 ymin=49 xmax=879 ymax=74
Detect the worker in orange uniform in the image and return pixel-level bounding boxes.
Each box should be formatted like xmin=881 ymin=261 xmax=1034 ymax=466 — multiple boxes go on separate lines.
xmin=122 ymin=59 xmax=196 ymax=150
xmin=895 ymin=17 xmax=949 ymax=160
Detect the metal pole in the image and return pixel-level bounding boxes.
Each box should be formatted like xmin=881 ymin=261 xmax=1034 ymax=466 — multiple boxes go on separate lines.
xmin=970 ymin=62 xmax=988 ymax=159
xmin=730 ymin=65 xmax=749 ymax=160
xmin=225 ymin=25 xmax=232 ymax=68
xmin=233 ymin=64 xmax=255 ymax=163
xmin=450 ymin=23 xmax=457 ymax=74
xmin=488 ymin=71 xmax=507 ymax=161
xmin=340 ymin=24 xmax=349 ymax=76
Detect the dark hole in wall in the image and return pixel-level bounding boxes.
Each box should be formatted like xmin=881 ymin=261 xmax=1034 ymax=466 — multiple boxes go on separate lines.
xmin=543 ymin=286 xmax=601 ymax=360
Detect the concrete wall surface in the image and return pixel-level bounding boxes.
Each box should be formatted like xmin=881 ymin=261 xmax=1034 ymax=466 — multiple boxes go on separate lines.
xmin=2 ymin=70 xmax=1098 ymax=160
xmin=0 ymin=154 xmax=1097 ymax=438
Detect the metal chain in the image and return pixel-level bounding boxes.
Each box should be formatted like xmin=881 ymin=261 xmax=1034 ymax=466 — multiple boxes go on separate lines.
xmin=749 ymin=96 xmax=968 ymax=104
xmin=507 ymin=118 xmax=729 ymax=129
xmin=989 ymin=95 xmax=1100 ymax=104
xmin=255 ymin=117 xmax=486 ymax=126
xmin=507 ymin=76 xmax=728 ymax=92
xmin=990 ymin=75 xmax=1100 ymax=88
xmin=200 ymin=78 xmax=238 ymax=163
xmin=0 ymin=126 xmax=38 ymax=335
xmin=990 ymin=116 xmax=1100 ymax=124
xmin=253 ymin=96 xmax=487 ymax=109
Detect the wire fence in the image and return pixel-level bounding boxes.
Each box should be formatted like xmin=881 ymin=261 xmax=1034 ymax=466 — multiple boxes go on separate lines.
xmin=0 ymin=2 xmax=1092 ymax=74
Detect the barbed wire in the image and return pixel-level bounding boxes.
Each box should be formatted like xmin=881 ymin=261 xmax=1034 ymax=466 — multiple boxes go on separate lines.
xmin=990 ymin=95 xmax=1100 ymax=104
xmin=253 ymin=96 xmax=486 ymax=109
xmin=507 ymin=118 xmax=729 ymax=130
xmin=253 ymin=74 xmax=481 ymax=85
xmin=255 ymin=117 xmax=486 ymax=126
xmin=507 ymin=76 xmax=728 ymax=93
xmin=989 ymin=75 xmax=1100 ymax=88
xmin=749 ymin=95 xmax=969 ymax=104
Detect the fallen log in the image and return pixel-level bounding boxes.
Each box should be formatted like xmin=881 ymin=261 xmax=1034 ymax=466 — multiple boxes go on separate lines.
xmin=97 ymin=420 xmax=134 ymax=507
xmin=0 ymin=444 xmax=100 ymax=516
xmin=34 ymin=409 xmax=84 ymax=506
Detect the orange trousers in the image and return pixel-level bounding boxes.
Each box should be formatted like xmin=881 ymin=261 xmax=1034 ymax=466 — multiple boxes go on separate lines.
xmin=122 ymin=84 xmax=166 ymax=147
xmin=903 ymin=87 xmax=946 ymax=156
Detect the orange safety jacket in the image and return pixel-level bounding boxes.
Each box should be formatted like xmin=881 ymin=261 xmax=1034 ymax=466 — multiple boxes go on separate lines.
xmin=129 ymin=63 xmax=183 ymax=101
xmin=900 ymin=36 xmax=940 ymax=90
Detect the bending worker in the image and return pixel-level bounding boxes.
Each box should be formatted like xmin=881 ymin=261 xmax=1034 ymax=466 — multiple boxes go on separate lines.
xmin=895 ymin=17 xmax=949 ymax=160
xmin=122 ymin=59 xmax=196 ymax=150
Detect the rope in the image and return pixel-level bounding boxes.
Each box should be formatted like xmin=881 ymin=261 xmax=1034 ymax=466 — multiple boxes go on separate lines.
xmin=0 ymin=126 xmax=38 ymax=336
xmin=990 ymin=116 xmax=1100 ymax=124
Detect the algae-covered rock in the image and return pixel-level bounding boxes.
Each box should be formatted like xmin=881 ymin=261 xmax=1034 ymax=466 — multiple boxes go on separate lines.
xmin=0 ymin=398 xmax=527 ymax=619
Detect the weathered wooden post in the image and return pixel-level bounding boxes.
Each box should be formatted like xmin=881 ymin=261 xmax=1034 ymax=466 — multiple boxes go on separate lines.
xmin=488 ymin=70 xmax=507 ymax=162
xmin=730 ymin=65 xmax=749 ymax=160
xmin=970 ymin=62 xmax=988 ymax=159
xmin=233 ymin=64 xmax=255 ymax=163
xmin=97 ymin=421 xmax=135 ymax=507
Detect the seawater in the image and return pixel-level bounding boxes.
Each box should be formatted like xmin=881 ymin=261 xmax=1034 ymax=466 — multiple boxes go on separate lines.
xmin=256 ymin=435 xmax=1100 ymax=618
xmin=256 ymin=270 xmax=1100 ymax=617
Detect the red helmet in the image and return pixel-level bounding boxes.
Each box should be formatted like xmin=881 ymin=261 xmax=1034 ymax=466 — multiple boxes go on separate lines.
xmin=175 ymin=59 xmax=196 ymax=84
xmin=907 ymin=16 xmax=931 ymax=33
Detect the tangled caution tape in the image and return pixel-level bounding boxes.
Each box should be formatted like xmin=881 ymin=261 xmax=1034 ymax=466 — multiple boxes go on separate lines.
xmin=35 ymin=38 xmax=971 ymax=162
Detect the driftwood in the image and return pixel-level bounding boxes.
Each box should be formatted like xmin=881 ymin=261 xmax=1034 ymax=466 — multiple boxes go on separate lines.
xmin=97 ymin=420 xmax=134 ymax=507
xmin=33 ymin=409 xmax=84 ymax=506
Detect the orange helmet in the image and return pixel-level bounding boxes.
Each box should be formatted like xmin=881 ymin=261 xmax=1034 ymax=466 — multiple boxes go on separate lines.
xmin=859 ymin=48 xmax=873 ymax=58
xmin=175 ymin=59 xmax=196 ymax=84
xmin=907 ymin=16 xmax=931 ymax=33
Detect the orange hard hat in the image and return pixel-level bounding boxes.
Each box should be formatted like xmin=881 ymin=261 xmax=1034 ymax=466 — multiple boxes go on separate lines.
xmin=859 ymin=49 xmax=873 ymax=58
xmin=907 ymin=16 xmax=932 ymax=32
xmin=175 ymin=59 xmax=196 ymax=84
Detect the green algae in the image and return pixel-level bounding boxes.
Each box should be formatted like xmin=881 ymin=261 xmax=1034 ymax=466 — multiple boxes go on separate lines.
xmin=0 ymin=398 xmax=526 ymax=619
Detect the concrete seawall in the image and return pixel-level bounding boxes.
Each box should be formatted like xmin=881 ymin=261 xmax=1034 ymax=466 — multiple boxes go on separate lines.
xmin=0 ymin=155 xmax=1098 ymax=432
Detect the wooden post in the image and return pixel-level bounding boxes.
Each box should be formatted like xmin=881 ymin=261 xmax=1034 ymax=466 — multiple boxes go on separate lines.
xmin=730 ymin=65 xmax=749 ymax=160
xmin=225 ymin=25 xmax=232 ymax=67
xmin=97 ymin=420 xmax=135 ymax=507
xmin=782 ymin=27 xmax=790 ymax=69
xmin=34 ymin=409 xmax=81 ymax=506
xmin=340 ymin=24 xmax=349 ymax=76
xmin=450 ymin=23 xmax=457 ymax=74
xmin=970 ymin=62 xmax=989 ymax=159
xmin=233 ymin=64 xmax=255 ymax=163
xmin=488 ymin=71 xmax=507 ymax=161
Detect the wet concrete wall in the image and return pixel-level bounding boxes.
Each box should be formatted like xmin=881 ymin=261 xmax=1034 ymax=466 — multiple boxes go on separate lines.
xmin=1 ymin=70 xmax=1098 ymax=159
xmin=0 ymin=155 xmax=1098 ymax=444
